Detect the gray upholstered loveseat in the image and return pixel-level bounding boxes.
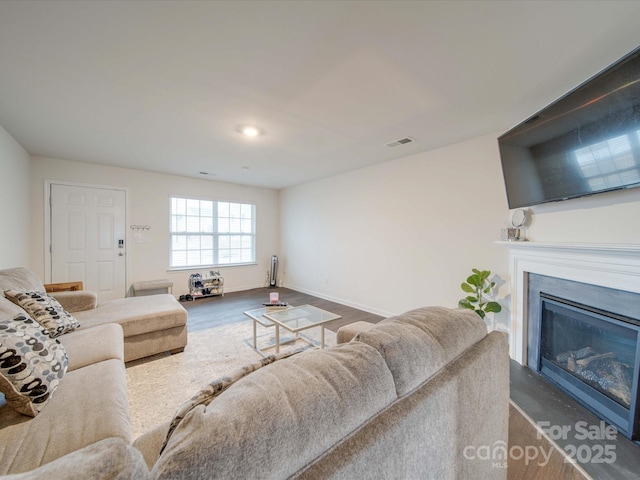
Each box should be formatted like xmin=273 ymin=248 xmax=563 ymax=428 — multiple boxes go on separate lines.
xmin=2 ymin=305 xmax=508 ymax=479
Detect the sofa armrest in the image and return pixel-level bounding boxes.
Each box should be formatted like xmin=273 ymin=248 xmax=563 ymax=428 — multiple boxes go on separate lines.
xmin=44 ymin=281 xmax=83 ymax=292
xmin=1 ymin=438 xmax=151 ymax=480
xmin=133 ymin=421 xmax=171 ymax=470
xmin=49 ymin=290 xmax=97 ymax=312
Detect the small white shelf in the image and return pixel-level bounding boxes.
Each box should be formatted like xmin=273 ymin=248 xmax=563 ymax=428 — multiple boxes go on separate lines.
xmin=188 ymin=273 xmax=224 ymax=300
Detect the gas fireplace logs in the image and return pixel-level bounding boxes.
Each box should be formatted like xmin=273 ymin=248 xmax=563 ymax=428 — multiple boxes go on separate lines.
xmin=555 ymin=347 xmax=594 ymax=363
xmin=576 ymin=352 xmax=615 ymax=366
xmin=554 ymin=347 xmax=633 ymax=407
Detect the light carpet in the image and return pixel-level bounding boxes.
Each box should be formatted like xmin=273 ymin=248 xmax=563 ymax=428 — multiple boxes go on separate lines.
xmin=126 ymin=319 xmax=337 ymax=440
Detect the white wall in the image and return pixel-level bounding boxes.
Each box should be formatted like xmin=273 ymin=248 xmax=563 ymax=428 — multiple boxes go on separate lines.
xmin=0 ymin=124 xmax=30 ymax=269
xmin=522 ymin=188 xmax=640 ymax=243
xmin=280 ymin=132 xmax=511 ymax=322
xmin=281 ymin=128 xmax=640 ymax=334
xmin=30 ymin=156 xmax=279 ymax=296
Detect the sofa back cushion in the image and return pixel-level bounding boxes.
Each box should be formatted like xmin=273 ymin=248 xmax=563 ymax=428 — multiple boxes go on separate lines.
xmin=0 ymin=438 xmax=151 ymax=480
xmin=0 ymin=268 xmax=46 ymax=294
xmin=0 ymin=297 xmax=23 ymax=320
xmin=296 ymin=331 xmax=509 ymax=480
xmin=153 ymin=342 xmax=396 ymax=480
xmin=354 ymin=306 xmax=487 ymax=396
xmin=0 ymin=358 xmax=130 ymax=475
xmin=0 ymin=268 xmax=47 ymax=320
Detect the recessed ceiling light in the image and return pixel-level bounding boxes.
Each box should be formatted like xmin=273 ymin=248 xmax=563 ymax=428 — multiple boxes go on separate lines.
xmin=235 ymin=124 xmax=264 ymax=137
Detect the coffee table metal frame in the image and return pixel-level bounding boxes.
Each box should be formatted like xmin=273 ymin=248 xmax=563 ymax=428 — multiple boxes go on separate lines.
xmin=243 ymin=304 xmax=341 ymax=356
xmin=243 ymin=305 xmax=296 ymax=357
xmin=263 ymin=305 xmax=341 ymax=353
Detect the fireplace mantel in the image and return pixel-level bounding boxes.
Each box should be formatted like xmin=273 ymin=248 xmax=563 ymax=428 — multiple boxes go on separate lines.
xmin=498 ymin=241 xmax=640 ymax=365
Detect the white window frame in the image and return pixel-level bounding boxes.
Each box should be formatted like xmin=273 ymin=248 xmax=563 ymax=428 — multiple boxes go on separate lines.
xmin=169 ymin=196 xmax=256 ymax=270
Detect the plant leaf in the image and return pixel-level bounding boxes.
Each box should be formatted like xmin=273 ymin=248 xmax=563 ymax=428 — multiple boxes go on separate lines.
xmin=466 ymin=296 xmax=478 ymax=303
xmin=467 ymin=274 xmax=482 ymax=287
xmin=458 ymin=299 xmax=473 ymax=309
xmin=461 ymin=283 xmax=474 ymax=293
xmin=485 ymin=302 xmax=502 ymax=313
xmin=475 ymin=309 xmax=486 ymax=319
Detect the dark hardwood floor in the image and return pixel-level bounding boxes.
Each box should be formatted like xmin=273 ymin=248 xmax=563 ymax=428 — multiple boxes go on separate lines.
xmin=182 ymin=287 xmax=589 ymax=479
xmin=510 ymin=360 xmax=640 ymax=480
xmin=182 ymin=287 xmax=383 ymax=333
xmin=508 ymin=402 xmax=588 ymax=480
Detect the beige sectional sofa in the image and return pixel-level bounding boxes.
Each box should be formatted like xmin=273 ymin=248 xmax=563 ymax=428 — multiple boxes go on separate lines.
xmin=0 ymin=322 xmax=131 ymax=475
xmin=0 ymin=267 xmax=188 ymax=362
xmin=0 ymin=266 xmax=188 ymax=477
xmin=1 ymin=268 xmax=508 ymax=479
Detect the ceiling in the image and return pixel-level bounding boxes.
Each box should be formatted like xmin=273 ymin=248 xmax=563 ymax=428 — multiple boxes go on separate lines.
xmin=1 ymin=1 xmax=640 ymax=190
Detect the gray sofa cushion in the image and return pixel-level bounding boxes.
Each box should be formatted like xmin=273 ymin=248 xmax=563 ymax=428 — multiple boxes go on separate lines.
xmin=74 ymin=295 xmax=186 ymax=336
xmin=296 ymin=331 xmax=509 ymax=480
xmin=0 ymin=438 xmax=151 ymax=480
xmin=355 ymin=306 xmax=487 ymax=396
xmin=153 ymin=342 xmax=397 ymax=480
xmin=0 ymin=297 xmax=24 ymax=319
xmin=0 ymin=268 xmax=46 ymax=293
xmin=0 ymin=268 xmax=47 ymax=320
xmin=159 ymin=348 xmax=305 ymax=457
xmin=49 ymin=290 xmax=97 ymax=313
xmin=0 ymin=358 xmax=130 ymax=475
xmin=58 ymin=323 xmax=124 ymax=372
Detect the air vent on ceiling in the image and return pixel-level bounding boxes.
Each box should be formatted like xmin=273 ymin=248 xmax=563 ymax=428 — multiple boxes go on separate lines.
xmin=386 ymin=137 xmax=416 ymax=147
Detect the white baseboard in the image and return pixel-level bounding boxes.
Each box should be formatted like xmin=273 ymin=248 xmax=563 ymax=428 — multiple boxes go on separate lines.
xmin=283 ymin=283 xmax=396 ymax=319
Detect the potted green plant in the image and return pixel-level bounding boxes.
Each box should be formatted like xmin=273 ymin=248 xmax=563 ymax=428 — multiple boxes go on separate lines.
xmin=458 ymin=268 xmax=501 ymax=319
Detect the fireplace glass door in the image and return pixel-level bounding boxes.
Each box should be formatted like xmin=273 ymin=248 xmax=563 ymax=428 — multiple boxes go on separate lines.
xmin=539 ymin=294 xmax=640 ymax=439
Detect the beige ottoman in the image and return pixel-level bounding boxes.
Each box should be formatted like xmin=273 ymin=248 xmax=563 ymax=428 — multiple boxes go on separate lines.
xmin=336 ymin=321 xmax=376 ymax=344
xmin=131 ymin=279 xmax=173 ymax=296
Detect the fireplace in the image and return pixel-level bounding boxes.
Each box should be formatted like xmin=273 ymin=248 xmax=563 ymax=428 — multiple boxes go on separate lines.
xmin=526 ymin=272 xmax=640 ymax=439
xmin=505 ymin=242 xmax=640 ymax=362
xmin=535 ymin=293 xmax=640 ymax=439
xmin=499 ymin=242 xmax=640 ymax=438
xmin=503 ymin=242 xmax=640 ymax=475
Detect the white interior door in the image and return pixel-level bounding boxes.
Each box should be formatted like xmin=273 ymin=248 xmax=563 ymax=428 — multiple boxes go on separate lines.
xmin=50 ymin=184 xmax=126 ymax=302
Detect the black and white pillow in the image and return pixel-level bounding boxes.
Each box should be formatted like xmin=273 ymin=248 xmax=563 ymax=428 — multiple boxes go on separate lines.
xmin=0 ymin=313 xmax=68 ymax=416
xmin=4 ymin=290 xmax=80 ymax=338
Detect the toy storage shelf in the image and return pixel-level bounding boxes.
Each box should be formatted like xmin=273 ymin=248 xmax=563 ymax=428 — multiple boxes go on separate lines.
xmin=188 ymin=273 xmax=224 ymax=300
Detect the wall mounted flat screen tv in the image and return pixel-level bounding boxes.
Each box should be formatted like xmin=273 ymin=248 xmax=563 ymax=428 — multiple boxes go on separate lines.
xmin=499 ymin=47 xmax=640 ymax=209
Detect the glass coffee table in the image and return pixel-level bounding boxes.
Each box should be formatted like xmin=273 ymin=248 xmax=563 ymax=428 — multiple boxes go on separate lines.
xmin=243 ymin=305 xmax=341 ymax=356
xmin=244 ymin=305 xmax=296 ymax=357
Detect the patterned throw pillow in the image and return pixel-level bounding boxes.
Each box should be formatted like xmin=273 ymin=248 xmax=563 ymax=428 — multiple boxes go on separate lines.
xmin=159 ymin=348 xmax=305 ymax=456
xmin=0 ymin=313 xmax=68 ymax=416
xmin=4 ymin=290 xmax=80 ymax=338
